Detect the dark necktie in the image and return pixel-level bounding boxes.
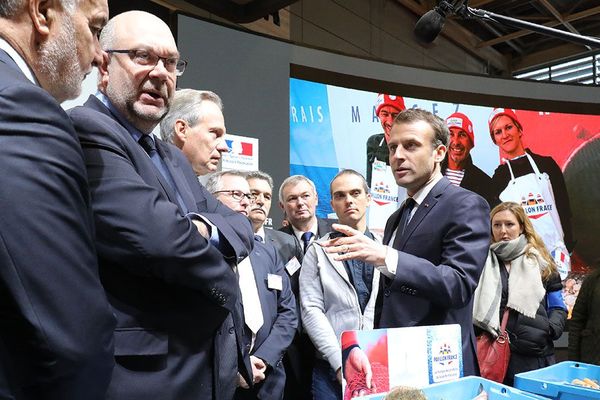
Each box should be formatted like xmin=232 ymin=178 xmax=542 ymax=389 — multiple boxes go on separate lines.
xmin=393 ymin=198 xmax=415 ymax=247
xmin=138 ymin=134 xmax=188 ymax=213
xmin=301 ymin=231 xmax=314 ymax=253
xmin=255 ymin=234 xmax=264 ymax=243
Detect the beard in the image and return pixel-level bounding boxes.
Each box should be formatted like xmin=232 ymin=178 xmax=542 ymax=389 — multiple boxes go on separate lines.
xmin=36 ymin=14 xmax=84 ymax=103
xmin=105 ymin=80 xmax=170 ymax=133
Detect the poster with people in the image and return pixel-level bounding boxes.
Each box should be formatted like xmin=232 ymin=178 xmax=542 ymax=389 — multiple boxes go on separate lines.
xmin=290 ymin=77 xmax=600 ymax=310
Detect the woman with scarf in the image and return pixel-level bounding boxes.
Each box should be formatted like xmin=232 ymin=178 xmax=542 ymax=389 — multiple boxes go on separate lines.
xmin=473 ymin=202 xmax=567 ymax=386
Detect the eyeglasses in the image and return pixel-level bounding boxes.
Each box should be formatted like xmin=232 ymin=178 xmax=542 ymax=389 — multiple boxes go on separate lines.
xmin=105 ymin=49 xmax=188 ymax=76
xmin=213 ymin=190 xmax=255 ymax=202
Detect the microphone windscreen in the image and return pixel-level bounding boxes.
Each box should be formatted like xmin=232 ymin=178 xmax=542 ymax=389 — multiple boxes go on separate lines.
xmin=414 ymin=9 xmax=446 ymax=44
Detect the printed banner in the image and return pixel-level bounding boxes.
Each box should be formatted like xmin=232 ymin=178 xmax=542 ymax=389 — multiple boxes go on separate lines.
xmin=222 ymin=134 xmax=259 ymax=171
xmin=340 ymin=325 xmax=462 ymax=399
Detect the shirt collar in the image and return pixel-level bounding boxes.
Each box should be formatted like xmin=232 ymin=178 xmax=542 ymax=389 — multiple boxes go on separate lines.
xmin=292 ymin=219 xmax=318 ymax=242
xmin=256 ymin=226 xmax=266 ymax=240
xmin=0 ymin=37 xmax=38 ymax=85
xmin=410 ymin=171 xmax=443 ymax=207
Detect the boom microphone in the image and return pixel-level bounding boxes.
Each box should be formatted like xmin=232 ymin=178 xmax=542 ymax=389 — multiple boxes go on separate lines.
xmin=414 ymin=9 xmax=447 ymax=44
xmin=414 ymin=0 xmax=460 ymax=44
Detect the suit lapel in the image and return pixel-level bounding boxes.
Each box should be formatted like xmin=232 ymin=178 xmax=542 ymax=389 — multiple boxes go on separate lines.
xmin=156 ymin=140 xmax=196 ymax=213
xmin=383 ymin=208 xmax=402 ymax=245
xmin=397 ymin=179 xmax=449 ymax=249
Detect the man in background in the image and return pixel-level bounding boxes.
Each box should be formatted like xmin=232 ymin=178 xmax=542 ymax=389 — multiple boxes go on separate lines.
xmin=366 ymin=94 xmax=406 ymax=185
xmin=247 ymin=170 xmax=302 ymax=265
xmin=207 ymin=170 xmax=297 ymax=400
xmin=160 ymin=88 xmax=229 ymax=177
xmin=441 ymin=112 xmax=497 ymax=206
xmin=278 ymin=175 xmax=334 ymax=400
xmin=0 ymin=0 xmax=115 ymax=398
xmin=68 ymin=11 xmax=253 ymax=399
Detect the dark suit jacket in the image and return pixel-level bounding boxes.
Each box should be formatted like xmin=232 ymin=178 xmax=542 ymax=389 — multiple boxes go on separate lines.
xmin=0 ymin=51 xmax=115 ymax=399
xmin=236 ymin=239 xmax=297 ymax=400
xmin=68 ymin=95 xmax=254 ymax=400
xmin=263 ymin=228 xmax=302 ymax=265
xmin=379 ymin=177 xmax=490 ymax=376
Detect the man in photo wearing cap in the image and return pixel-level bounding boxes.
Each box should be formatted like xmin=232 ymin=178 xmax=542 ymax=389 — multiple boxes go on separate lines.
xmin=489 ymin=107 xmax=575 ymax=254
xmin=366 ymin=94 xmax=406 ymax=185
xmin=441 ymin=112 xmax=497 ymax=206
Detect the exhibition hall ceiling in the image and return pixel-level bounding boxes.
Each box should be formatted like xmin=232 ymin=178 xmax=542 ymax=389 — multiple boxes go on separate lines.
xmin=400 ymin=0 xmax=600 ymax=72
xmin=151 ymin=0 xmax=600 ymax=74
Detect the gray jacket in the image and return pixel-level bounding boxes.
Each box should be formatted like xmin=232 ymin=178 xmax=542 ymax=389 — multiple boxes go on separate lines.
xmin=299 ymin=232 xmax=381 ymax=372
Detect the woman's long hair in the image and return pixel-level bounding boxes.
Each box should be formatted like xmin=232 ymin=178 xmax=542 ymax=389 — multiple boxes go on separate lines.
xmin=490 ymin=201 xmax=558 ymax=281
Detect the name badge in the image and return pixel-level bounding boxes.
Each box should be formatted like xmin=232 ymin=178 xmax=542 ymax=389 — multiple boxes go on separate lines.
xmin=267 ymin=273 xmax=283 ymax=291
xmin=285 ymin=257 xmax=301 ymax=276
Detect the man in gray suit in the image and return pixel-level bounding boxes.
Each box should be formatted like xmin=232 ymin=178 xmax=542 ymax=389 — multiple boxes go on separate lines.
xmin=0 ymin=0 xmax=114 ymax=398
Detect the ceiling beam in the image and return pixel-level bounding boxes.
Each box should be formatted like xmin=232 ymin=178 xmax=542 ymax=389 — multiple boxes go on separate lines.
xmin=512 ymin=42 xmax=592 ymax=71
xmin=477 ymin=5 xmax=600 ymax=48
xmin=537 ymin=0 xmax=588 ymax=50
xmin=394 ymin=0 xmax=508 ymax=71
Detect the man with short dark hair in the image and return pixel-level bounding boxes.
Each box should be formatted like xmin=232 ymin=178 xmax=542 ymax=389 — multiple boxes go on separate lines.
xmin=322 ymin=108 xmax=490 ymax=377
xmin=68 ymin=11 xmax=254 ymax=400
xmin=300 ymin=169 xmax=381 ymax=399
xmin=0 ymin=0 xmax=115 ymax=398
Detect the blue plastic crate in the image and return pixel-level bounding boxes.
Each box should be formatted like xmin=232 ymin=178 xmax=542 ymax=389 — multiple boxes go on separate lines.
xmin=514 ymin=361 xmax=600 ymax=400
xmin=354 ymin=376 xmax=546 ymax=399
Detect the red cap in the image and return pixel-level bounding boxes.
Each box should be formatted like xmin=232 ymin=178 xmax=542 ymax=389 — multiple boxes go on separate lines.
xmin=445 ymin=112 xmax=474 ymax=146
xmin=375 ymin=94 xmax=406 ymax=115
xmin=488 ymin=108 xmax=522 ymax=142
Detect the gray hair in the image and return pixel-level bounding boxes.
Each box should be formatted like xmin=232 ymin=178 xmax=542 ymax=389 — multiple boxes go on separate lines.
xmin=330 ymin=169 xmax=369 ymax=195
xmin=160 ymin=89 xmax=224 ymax=144
xmin=393 ymin=108 xmax=449 ymax=149
xmin=206 ymin=170 xmax=247 ymax=194
xmin=278 ymin=175 xmax=317 ymax=203
xmin=246 ymin=170 xmax=274 ymax=191
xmin=1 ymin=0 xmax=76 ymax=18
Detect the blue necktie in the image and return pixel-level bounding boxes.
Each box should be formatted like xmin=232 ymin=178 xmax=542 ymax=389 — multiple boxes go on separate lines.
xmin=393 ymin=198 xmax=415 ymax=247
xmin=301 ymin=231 xmax=314 ymax=253
xmin=138 ymin=134 xmax=187 ymax=213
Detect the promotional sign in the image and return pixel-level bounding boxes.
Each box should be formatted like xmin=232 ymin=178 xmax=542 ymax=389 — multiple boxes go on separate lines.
xmin=340 ymin=325 xmax=463 ymax=399
xmin=222 ymin=134 xmax=259 ymax=171
xmin=290 ymin=77 xmax=600 ymax=290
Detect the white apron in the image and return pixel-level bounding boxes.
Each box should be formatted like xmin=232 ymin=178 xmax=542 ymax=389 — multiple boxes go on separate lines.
xmin=499 ymin=153 xmax=570 ymax=279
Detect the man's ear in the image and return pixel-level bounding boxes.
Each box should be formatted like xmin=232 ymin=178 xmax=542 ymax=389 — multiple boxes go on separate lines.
xmin=29 ymin=0 xmax=57 ymax=39
xmin=174 ymin=119 xmax=188 ymax=145
xmin=97 ymin=51 xmax=110 ymax=90
xmin=433 ymin=144 xmax=447 ymax=163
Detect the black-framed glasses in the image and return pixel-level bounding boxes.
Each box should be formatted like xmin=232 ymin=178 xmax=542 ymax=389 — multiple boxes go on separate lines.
xmin=213 ymin=190 xmax=255 ymax=202
xmin=105 ymin=49 xmax=188 ymax=76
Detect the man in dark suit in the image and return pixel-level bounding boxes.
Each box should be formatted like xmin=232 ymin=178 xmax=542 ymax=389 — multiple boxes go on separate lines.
xmin=68 ymin=11 xmax=253 ymax=400
xmin=0 ymin=1 xmax=115 ymax=399
xmin=276 ymin=174 xmax=335 ymax=399
xmin=322 ymin=108 xmax=490 ymax=376
xmin=206 ymin=171 xmax=297 ymax=400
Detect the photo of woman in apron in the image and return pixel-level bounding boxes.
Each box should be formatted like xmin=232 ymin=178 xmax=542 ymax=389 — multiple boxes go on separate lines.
xmin=488 ymin=108 xmax=574 ymax=279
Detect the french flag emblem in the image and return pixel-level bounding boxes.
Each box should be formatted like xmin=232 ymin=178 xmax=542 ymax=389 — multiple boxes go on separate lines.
xmin=226 ymin=139 xmax=253 ymax=156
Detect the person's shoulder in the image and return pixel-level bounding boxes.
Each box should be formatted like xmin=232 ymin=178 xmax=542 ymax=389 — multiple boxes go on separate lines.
xmin=266 ymin=228 xmax=296 ymax=244
xmin=366 ymin=133 xmax=384 ymax=145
